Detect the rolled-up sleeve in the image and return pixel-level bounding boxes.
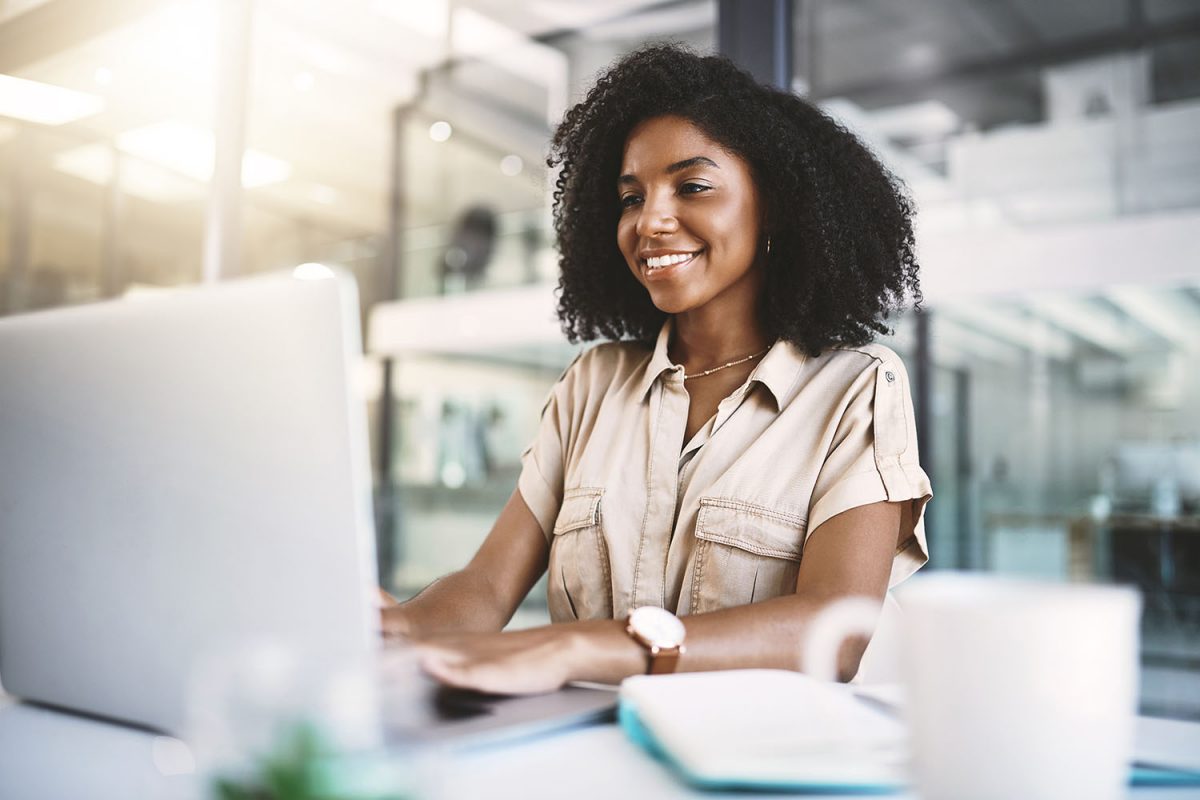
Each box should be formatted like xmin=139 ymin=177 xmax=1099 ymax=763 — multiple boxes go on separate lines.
xmin=806 ymin=355 xmax=932 ymax=587
xmin=518 ymin=388 xmax=566 ymax=541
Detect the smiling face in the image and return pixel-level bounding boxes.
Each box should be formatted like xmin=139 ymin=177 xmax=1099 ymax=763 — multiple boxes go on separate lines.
xmin=616 ymin=115 xmax=765 ymax=319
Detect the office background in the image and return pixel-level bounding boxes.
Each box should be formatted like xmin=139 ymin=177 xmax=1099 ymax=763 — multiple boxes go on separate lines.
xmin=0 ymin=0 xmax=1197 ymax=718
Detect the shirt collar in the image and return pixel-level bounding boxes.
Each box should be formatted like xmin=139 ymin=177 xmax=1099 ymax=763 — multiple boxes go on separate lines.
xmin=635 ymin=319 xmax=807 ymax=405
xmin=748 ymin=338 xmax=807 ymax=408
xmin=636 ymin=319 xmax=680 ymax=400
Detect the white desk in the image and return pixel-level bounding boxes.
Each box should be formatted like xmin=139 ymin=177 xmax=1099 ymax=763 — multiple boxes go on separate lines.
xmin=3 ymin=691 xmax=1200 ymax=800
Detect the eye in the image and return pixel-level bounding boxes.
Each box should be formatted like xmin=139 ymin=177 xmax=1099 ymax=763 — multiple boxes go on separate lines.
xmin=679 ymin=182 xmax=711 ymax=195
xmin=620 ymin=193 xmax=643 ymax=209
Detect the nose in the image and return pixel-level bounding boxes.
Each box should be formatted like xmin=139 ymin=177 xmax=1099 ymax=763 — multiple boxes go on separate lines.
xmin=635 ymin=189 xmax=678 ymax=238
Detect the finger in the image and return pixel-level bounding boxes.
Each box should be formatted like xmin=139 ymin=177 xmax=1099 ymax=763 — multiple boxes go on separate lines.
xmin=419 ymin=653 xmax=481 ymax=691
xmin=423 ymin=652 xmax=563 ymax=696
xmin=412 ymin=640 xmax=470 ymax=664
xmin=381 ymin=628 xmax=411 ymax=646
xmin=380 ymin=606 xmax=414 ymax=641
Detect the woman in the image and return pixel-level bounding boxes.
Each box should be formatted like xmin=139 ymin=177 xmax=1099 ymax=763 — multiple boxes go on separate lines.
xmin=382 ymin=45 xmax=931 ymax=693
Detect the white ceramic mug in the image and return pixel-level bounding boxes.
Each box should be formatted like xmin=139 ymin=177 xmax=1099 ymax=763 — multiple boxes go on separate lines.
xmin=804 ymin=574 xmax=1141 ymax=800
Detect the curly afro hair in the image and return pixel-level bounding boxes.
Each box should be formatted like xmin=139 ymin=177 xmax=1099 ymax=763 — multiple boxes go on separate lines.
xmin=548 ymin=44 xmax=921 ymax=356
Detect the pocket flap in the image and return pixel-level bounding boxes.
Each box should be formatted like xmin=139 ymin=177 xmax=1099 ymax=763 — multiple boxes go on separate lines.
xmin=553 ymin=488 xmax=603 ymax=535
xmin=695 ymin=498 xmax=804 ymax=561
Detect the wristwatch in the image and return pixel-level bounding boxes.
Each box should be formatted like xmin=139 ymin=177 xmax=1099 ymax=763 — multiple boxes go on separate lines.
xmin=625 ymin=606 xmax=687 ymax=675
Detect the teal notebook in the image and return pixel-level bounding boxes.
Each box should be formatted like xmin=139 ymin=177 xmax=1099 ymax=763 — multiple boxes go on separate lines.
xmin=620 ymin=700 xmax=901 ymax=794
xmin=618 ymin=670 xmax=1200 ymax=793
xmin=1131 ymin=765 xmax=1200 ymax=787
xmin=618 ymin=671 xmax=908 ymax=793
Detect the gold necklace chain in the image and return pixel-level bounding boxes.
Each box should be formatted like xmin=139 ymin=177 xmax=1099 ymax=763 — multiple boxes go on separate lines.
xmin=683 ymin=347 xmax=770 ymax=380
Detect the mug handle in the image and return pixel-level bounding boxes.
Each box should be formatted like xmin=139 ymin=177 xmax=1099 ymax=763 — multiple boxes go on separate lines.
xmin=801 ymin=596 xmax=882 ymax=682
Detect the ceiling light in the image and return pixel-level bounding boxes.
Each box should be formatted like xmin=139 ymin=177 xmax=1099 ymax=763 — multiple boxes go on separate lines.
xmin=1107 ymin=287 xmax=1200 ymax=352
xmin=53 ymin=143 xmax=199 ymax=203
xmin=428 ymin=120 xmax=452 ymax=142
xmin=116 ymin=120 xmax=291 ymax=188
xmin=500 ymin=154 xmax=523 ymax=176
xmin=0 ymin=74 xmax=104 ymax=125
xmin=94 ymin=67 xmax=113 ymax=87
xmin=451 ymin=8 xmax=566 ymax=94
xmin=938 ymin=300 xmax=1074 ymax=360
xmin=1027 ymin=296 xmax=1139 ymax=356
xmin=292 ymin=72 xmax=314 ymax=92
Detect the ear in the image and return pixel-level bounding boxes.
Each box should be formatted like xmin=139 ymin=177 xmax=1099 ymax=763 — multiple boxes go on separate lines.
xmin=756 ymin=197 xmax=773 ymax=244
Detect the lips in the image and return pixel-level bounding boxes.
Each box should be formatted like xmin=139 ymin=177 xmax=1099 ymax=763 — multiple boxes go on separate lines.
xmin=640 ymin=249 xmax=702 ymax=279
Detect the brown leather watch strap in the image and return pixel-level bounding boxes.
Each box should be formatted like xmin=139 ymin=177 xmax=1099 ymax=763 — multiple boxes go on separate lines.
xmin=648 ymin=644 xmax=683 ymax=674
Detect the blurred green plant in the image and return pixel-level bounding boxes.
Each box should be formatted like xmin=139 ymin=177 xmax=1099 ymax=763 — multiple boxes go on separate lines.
xmin=211 ymin=721 xmax=411 ymax=800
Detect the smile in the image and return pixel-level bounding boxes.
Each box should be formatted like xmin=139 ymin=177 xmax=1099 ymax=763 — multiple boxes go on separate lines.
xmin=642 ymin=250 xmax=702 ymax=273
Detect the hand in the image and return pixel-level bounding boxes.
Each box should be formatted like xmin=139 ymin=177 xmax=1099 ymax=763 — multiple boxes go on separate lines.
xmin=377 ymin=588 xmax=413 ymax=643
xmin=416 ymin=625 xmax=583 ymax=695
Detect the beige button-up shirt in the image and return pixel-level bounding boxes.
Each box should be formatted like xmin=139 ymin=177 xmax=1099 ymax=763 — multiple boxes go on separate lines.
xmin=518 ymin=321 xmax=932 ymax=623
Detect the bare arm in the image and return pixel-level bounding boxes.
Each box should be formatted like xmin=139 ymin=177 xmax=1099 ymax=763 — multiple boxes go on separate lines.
xmin=381 ymin=489 xmax=549 ymax=640
xmin=418 ymin=499 xmax=907 ymax=692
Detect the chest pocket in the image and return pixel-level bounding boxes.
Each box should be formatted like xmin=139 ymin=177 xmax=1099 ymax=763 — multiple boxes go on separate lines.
xmin=547 ymin=487 xmax=612 ymax=622
xmin=689 ymin=498 xmax=805 ymax=615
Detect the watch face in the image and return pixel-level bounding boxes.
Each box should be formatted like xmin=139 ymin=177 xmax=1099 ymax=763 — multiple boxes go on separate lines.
xmin=629 ymin=606 xmax=686 ymax=647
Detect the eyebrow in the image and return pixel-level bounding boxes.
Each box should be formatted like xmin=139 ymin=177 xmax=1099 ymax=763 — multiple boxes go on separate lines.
xmin=618 ymin=155 xmax=720 ymax=186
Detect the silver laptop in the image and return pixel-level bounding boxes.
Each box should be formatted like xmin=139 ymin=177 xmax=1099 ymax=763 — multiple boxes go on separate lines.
xmin=0 ymin=271 xmax=613 ymax=744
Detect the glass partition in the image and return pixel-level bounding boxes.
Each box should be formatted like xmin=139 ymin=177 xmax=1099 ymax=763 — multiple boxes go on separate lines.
xmin=930 ymin=286 xmax=1200 ymax=716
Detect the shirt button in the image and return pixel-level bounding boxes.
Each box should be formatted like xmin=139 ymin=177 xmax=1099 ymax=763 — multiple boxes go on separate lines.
xmin=885 ymin=370 xmax=896 ymax=383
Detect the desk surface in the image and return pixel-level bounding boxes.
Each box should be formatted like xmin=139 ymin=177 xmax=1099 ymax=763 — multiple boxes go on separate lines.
xmin=3 ymin=692 xmax=1200 ymax=800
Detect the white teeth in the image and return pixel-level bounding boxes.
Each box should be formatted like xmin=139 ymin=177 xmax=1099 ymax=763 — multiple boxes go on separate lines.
xmin=646 ymin=252 xmax=696 ymax=269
